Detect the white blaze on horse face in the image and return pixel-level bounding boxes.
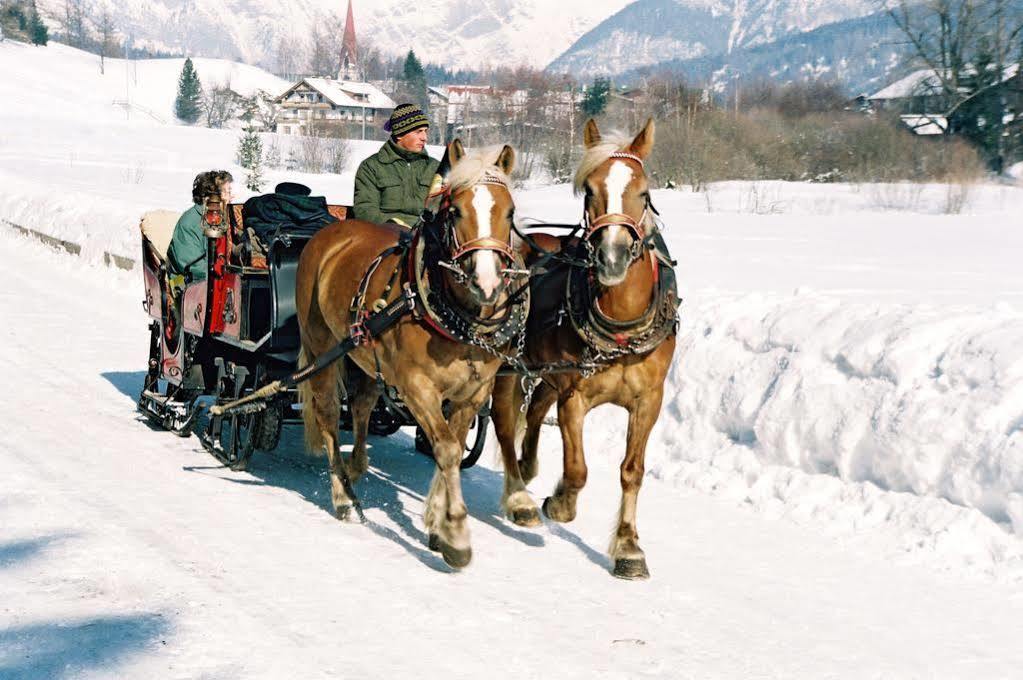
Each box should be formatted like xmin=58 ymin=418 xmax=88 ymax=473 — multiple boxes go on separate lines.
xmin=601 ymin=160 xmax=634 ymax=264
xmin=471 ymin=185 xmax=501 ymax=298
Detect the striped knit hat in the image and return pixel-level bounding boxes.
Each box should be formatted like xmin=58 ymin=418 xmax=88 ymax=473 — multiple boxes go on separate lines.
xmin=385 ymin=103 xmax=429 ymax=139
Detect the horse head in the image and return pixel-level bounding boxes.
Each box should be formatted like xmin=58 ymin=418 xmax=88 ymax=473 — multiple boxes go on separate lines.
xmin=437 ymin=139 xmax=518 ymax=306
xmin=575 ymin=118 xmax=655 ymax=287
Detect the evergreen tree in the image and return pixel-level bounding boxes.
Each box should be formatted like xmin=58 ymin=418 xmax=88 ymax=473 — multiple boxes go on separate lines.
xmin=28 ymin=0 xmax=48 ymax=45
xmin=237 ymin=126 xmax=264 ymax=192
xmin=402 ymin=49 xmax=428 ymax=110
xmin=236 ymin=126 xmax=262 ymax=169
xmin=175 ymin=58 xmax=202 ymax=124
xmin=582 ymin=77 xmax=610 ymax=118
xmin=403 ymin=50 xmax=424 ymax=83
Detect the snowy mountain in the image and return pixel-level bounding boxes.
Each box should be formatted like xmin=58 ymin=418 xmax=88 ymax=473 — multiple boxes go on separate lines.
xmin=36 ymin=0 xmax=632 ymax=72
xmin=548 ymin=0 xmax=880 ymax=79
xmin=618 ymin=10 xmax=906 ymax=94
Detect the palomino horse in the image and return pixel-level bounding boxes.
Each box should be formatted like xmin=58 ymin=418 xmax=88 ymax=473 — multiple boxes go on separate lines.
xmin=295 ymin=141 xmax=523 ymax=569
xmin=491 ymin=118 xmax=677 ymax=579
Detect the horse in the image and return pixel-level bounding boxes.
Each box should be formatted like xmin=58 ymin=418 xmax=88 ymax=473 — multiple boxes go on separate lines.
xmin=490 ymin=118 xmax=678 ymax=579
xmin=295 ymin=140 xmax=524 ymax=569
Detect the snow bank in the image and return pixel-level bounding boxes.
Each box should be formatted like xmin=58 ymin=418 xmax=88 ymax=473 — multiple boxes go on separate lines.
xmin=657 ymin=293 xmax=1023 ymax=567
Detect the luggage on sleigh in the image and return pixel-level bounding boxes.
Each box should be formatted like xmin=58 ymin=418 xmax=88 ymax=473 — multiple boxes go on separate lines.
xmin=137 ymin=199 xmax=488 ymax=471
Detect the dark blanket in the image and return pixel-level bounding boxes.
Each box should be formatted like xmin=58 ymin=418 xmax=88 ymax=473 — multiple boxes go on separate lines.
xmin=241 ymin=193 xmax=334 ymax=244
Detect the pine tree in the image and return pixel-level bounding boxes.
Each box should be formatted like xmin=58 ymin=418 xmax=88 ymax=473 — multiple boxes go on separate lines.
xmin=175 ymin=58 xmax=202 ymax=124
xmin=237 ymin=127 xmax=262 ymax=169
xmin=237 ymin=127 xmax=264 ymax=192
xmin=245 ymin=158 xmax=264 ymax=193
xmin=28 ymin=0 xmax=48 ymax=46
xmin=403 ymin=50 xmax=424 ymax=83
xmin=582 ymin=77 xmax=610 ymax=118
xmin=402 ymin=49 xmax=428 ymax=110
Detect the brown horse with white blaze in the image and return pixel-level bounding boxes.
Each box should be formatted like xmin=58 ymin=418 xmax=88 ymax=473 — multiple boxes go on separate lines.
xmin=491 ymin=118 xmax=677 ymax=579
xmin=295 ymin=141 xmax=521 ymax=569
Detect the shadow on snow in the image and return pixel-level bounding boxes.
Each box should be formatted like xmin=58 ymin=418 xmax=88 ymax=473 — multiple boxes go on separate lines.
xmin=0 ymin=534 xmax=73 ymax=571
xmin=100 ymin=370 xmax=608 ymax=572
xmin=0 ymin=614 xmax=170 ymax=680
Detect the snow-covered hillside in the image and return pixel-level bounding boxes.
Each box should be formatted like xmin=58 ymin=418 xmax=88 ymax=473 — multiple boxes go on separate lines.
xmin=35 ymin=0 xmax=632 ymax=72
xmin=4 ymin=40 xmax=1023 ymax=678
xmin=0 ymin=40 xmax=289 ymax=125
xmin=548 ymin=0 xmax=878 ymax=78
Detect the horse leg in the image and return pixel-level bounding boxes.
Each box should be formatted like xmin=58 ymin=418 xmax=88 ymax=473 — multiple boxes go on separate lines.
xmin=402 ymin=378 xmax=473 ymax=568
xmin=345 ymin=362 xmax=381 ymax=482
xmin=518 ymin=382 xmax=557 ymax=485
xmin=542 ymin=391 xmax=588 ymax=523
xmin=302 ymin=364 xmax=356 ymax=521
xmin=610 ymin=389 xmax=662 ymax=580
xmin=491 ymin=376 xmax=542 ymax=527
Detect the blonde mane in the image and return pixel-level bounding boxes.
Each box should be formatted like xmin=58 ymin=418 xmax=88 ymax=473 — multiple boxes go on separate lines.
xmin=573 ymin=133 xmax=633 ymax=195
xmin=447 ymin=146 xmax=512 ymax=193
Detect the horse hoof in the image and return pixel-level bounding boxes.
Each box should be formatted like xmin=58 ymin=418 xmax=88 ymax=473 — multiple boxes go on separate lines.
xmin=541 ymin=497 xmax=574 ymax=523
xmin=439 ymin=540 xmax=472 ymax=569
xmin=510 ymin=506 xmax=542 ymax=527
xmin=428 ymin=533 xmax=441 ymax=552
xmin=613 ymin=558 xmax=650 ymax=580
xmin=335 ymin=504 xmax=353 ymax=522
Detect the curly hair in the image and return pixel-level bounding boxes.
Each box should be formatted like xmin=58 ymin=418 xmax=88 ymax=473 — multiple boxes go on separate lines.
xmin=191 ymin=170 xmax=234 ymax=205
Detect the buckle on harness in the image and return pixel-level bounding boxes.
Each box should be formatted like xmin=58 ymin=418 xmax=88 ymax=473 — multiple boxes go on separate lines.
xmin=350 ymin=311 xmax=371 ymax=346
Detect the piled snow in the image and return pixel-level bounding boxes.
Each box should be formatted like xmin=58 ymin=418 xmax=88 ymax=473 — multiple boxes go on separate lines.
xmin=4 ymin=41 xmax=1023 ymax=584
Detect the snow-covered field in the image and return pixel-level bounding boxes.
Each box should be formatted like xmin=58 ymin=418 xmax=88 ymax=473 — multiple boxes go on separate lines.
xmin=3 ymin=41 xmax=1023 ymax=678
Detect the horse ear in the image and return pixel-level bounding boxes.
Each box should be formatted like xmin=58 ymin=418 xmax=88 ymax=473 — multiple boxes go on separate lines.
xmin=495 ymin=144 xmax=515 ymax=176
xmin=448 ymin=138 xmax=466 ymax=164
xmin=629 ymin=118 xmax=655 ymax=159
xmin=583 ymin=118 xmax=601 ymax=148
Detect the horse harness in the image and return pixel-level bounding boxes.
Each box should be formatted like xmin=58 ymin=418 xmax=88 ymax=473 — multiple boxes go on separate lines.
xmin=346 ymin=174 xmax=530 ymax=378
xmin=508 ymin=151 xmax=681 ymax=383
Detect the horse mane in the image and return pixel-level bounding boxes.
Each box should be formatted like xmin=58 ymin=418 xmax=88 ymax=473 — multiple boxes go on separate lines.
xmin=447 ymin=146 xmax=513 ymax=194
xmin=573 ymin=132 xmax=633 ymax=195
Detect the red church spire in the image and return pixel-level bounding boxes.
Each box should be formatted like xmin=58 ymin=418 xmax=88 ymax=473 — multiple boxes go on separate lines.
xmin=339 ymin=0 xmax=358 ymax=80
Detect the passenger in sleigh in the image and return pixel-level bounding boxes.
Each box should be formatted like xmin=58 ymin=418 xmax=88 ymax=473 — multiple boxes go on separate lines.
xmin=352 ymin=103 xmax=439 ymax=227
xmin=167 ymin=170 xmax=234 ymax=282
xmin=236 ymin=182 xmax=335 ymax=264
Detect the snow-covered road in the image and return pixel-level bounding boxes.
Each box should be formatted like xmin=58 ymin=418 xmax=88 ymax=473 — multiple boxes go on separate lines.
xmin=3 ymin=230 xmax=1023 ymax=679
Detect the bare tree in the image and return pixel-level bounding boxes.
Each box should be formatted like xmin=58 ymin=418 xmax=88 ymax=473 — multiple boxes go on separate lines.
xmin=305 ymin=11 xmax=344 ymax=77
xmin=885 ymin=0 xmax=1023 ymax=169
xmin=55 ymin=0 xmax=87 ymax=48
xmin=92 ymin=5 xmax=116 ymax=74
xmin=202 ymin=81 xmax=239 ymax=128
xmin=274 ymin=34 xmax=299 ymax=80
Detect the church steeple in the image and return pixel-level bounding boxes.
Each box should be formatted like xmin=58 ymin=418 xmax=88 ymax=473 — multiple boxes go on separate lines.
xmin=339 ymin=0 xmax=359 ymax=80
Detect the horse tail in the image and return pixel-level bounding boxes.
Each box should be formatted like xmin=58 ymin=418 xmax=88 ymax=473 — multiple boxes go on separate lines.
xmin=298 ymin=345 xmax=327 ymax=456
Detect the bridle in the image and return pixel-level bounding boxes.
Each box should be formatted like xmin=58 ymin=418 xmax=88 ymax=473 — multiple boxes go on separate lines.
xmin=429 ymin=172 xmax=526 ymax=290
xmin=582 ymin=151 xmax=654 ymax=265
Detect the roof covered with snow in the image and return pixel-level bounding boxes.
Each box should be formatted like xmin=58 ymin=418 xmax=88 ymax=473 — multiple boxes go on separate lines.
xmin=870 ymin=63 xmax=1020 ymax=100
xmin=287 ymin=78 xmax=395 ymax=110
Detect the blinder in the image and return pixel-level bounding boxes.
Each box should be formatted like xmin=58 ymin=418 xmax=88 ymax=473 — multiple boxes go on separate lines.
xmin=430 ymin=173 xmax=523 ymax=289
xmin=582 ymin=151 xmax=652 ymax=266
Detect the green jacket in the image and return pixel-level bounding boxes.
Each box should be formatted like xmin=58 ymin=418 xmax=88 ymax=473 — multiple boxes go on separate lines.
xmin=352 ymin=140 xmax=439 ymax=226
xmin=167 ymin=204 xmax=207 ymax=281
